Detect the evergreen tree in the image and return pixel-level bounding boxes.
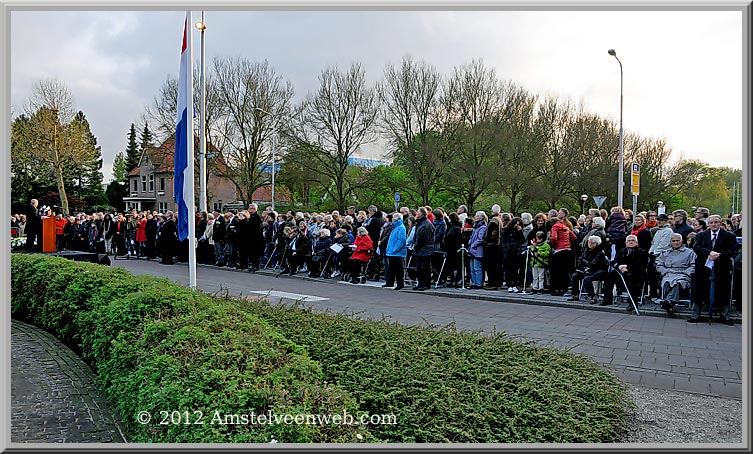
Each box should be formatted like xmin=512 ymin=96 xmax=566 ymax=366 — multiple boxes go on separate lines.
xmin=125 ymin=123 xmax=140 ymax=172
xmin=139 ymin=122 xmax=155 ymax=153
xmin=112 ymin=151 xmax=129 ymax=183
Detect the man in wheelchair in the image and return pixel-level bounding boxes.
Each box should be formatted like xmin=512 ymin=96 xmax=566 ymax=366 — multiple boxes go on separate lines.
xmin=655 ymin=233 xmax=696 ymax=314
xmin=569 ymin=235 xmax=609 ymax=304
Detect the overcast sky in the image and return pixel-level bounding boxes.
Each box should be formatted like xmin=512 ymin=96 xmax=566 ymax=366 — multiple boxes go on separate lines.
xmin=10 ymin=8 xmax=744 ymax=183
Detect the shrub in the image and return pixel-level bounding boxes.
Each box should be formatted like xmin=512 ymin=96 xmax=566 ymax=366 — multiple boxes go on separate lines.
xmin=10 ymin=254 xmax=369 ymax=443
xmin=235 ymin=299 xmax=631 ymax=443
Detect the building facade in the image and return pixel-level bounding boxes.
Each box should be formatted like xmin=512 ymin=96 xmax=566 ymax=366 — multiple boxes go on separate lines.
xmin=123 ymin=135 xmax=239 ymax=213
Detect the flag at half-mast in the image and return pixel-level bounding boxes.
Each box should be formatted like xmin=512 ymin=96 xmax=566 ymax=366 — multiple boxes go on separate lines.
xmin=174 ymin=13 xmax=194 ymax=242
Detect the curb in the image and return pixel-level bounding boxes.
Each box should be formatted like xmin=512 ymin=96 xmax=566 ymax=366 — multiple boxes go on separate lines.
xmin=192 ymin=262 xmax=741 ymax=322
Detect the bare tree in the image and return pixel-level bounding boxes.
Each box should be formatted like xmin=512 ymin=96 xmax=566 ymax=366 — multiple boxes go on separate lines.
xmin=528 ymin=95 xmax=583 ymax=209
xmin=213 ymin=57 xmax=295 ymax=204
xmin=22 ymin=79 xmax=93 ymax=214
xmin=438 ymin=60 xmax=508 ymax=212
xmin=379 ymin=56 xmax=449 ymax=205
xmin=287 ymin=62 xmax=380 ymax=210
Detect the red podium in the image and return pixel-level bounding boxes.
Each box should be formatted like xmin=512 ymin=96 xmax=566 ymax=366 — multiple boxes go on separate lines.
xmin=40 ymin=216 xmax=56 ymax=252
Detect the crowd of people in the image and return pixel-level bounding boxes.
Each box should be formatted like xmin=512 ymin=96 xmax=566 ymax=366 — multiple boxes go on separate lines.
xmin=13 ymin=198 xmax=743 ymax=324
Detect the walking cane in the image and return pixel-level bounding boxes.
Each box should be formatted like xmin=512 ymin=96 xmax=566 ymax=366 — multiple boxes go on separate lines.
xmin=458 ymin=245 xmax=468 ymax=290
xmin=520 ymin=244 xmax=531 ymax=295
xmin=612 ymin=265 xmax=641 ymax=316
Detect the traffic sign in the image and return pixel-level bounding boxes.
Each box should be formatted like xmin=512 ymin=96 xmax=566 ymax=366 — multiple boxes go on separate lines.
xmin=631 ymin=163 xmax=640 ymax=196
xmin=593 ymin=196 xmax=607 ymax=209
xmin=394 ymin=192 xmax=401 ymax=202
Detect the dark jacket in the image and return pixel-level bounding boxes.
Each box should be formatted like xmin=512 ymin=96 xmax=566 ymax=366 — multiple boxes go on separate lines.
xmin=612 ymin=246 xmax=649 ymax=280
xmin=445 ymin=222 xmax=463 ymax=257
xmin=577 ymin=247 xmax=609 ymax=273
xmin=673 ymin=222 xmax=694 ymax=243
xmin=432 ymin=219 xmax=447 ymax=252
xmin=291 ymin=232 xmax=312 ymax=257
xmin=225 ymin=216 xmax=239 ymax=244
xmin=313 ymin=237 xmax=333 ymax=259
xmin=212 ymin=215 xmax=226 ymax=242
xmin=364 ymin=212 xmax=385 ymax=251
xmin=412 ymin=217 xmax=435 ymax=257
xmin=248 ymin=212 xmax=264 ymax=256
xmin=693 ymin=228 xmax=737 ymax=272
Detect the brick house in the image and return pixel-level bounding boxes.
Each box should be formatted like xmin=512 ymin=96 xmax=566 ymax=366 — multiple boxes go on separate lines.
xmin=123 ymin=135 xmax=238 ymax=213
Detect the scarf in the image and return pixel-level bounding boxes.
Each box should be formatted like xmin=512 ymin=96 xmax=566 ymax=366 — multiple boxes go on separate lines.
xmin=631 ymin=223 xmax=646 ymax=236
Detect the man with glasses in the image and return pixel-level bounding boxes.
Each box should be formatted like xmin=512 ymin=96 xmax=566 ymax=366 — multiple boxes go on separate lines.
xmin=601 ymin=234 xmax=648 ymax=310
xmin=690 ymin=215 xmax=738 ymax=325
xmin=656 ymin=233 xmax=696 ymax=314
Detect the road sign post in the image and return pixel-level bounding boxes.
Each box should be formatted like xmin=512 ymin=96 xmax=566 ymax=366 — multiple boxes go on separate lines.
xmin=631 ymin=163 xmax=640 ymax=215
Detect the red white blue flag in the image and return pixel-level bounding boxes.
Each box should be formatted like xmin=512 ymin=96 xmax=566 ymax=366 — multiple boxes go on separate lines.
xmin=174 ymin=13 xmax=194 ymax=242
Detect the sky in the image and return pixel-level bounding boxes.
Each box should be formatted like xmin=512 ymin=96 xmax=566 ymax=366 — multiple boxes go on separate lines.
xmin=9 ymin=8 xmax=745 ymax=184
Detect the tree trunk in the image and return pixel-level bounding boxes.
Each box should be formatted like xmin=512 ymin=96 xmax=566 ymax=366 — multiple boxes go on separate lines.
xmin=55 ymin=165 xmax=69 ymax=215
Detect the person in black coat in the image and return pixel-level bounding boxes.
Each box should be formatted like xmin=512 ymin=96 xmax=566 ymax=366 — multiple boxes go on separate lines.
xmin=211 ymin=210 xmax=226 ymax=266
xmin=24 ymin=199 xmax=41 ymax=251
xmin=247 ymin=204 xmax=265 ymax=271
xmin=224 ymin=212 xmax=240 ymax=268
xmin=282 ymin=227 xmax=312 ymax=275
xmin=145 ymin=214 xmax=159 ymax=259
xmin=569 ymin=236 xmax=610 ymax=303
xmin=502 ymin=217 xmax=526 ymax=292
xmin=444 ymin=213 xmax=464 ymax=287
xmin=308 ymin=228 xmax=333 ymax=277
xmin=411 ymin=208 xmax=435 ymax=290
xmin=236 ymin=212 xmax=251 ymax=269
xmin=690 ymin=215 xmax=738 ymax=324
xmin=601 ymin=234 xmax=648 ymax=308
xmin=159 ymin=211 xmax=177 ymax=265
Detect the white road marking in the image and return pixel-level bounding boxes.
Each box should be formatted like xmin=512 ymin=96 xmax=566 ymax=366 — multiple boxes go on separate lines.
xmin=248 ymin=290 xmax=329 ymax=302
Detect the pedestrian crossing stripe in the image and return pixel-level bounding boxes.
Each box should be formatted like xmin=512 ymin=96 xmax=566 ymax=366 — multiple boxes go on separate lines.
xmin=248 ymin=290 xmax=329 ymax=302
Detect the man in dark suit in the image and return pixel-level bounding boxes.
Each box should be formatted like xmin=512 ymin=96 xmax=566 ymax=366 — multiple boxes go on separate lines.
xmin=159 ymin=211 xmax=177 ymax=265
xmin=690 ymin=214 xmax=738 ymax=325
xmin=24 ymin=199 xmax=41 ymax=251
xmin=602 ymin=234 xmax=649 ymax=310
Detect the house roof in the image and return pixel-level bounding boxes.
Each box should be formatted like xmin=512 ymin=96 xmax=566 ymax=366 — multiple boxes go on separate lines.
xmin=134 ymin=134 xmax=228 ymax=176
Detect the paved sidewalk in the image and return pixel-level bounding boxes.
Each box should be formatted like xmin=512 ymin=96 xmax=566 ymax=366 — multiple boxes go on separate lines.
xmin=112 ymin=260 xmax=744 ymax=399
xmin=11 ymin=320 xmax=127 ymax=443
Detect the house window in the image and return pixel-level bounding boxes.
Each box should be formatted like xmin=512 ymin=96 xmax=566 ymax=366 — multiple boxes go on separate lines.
xmin=141 ymin=176 xmax=147 ymax=191
xmin=159 ymin=202 xmax=168 ymax=213
xmin=149 ymin=175 xmax=154 ymax=192
xmin=132 ymin=179 xmax=138 ymax=192
xmin=213 ymin=202 xmax=222 ymax=212
xmin=160 ymin=177 xmax=165 ymax=191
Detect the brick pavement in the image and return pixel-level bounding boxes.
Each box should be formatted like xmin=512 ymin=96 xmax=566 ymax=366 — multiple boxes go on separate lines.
xmin=11 ymin=320 xmax=127 ymax=443
xmin=112 ymin=259 xmax=744 ymax=399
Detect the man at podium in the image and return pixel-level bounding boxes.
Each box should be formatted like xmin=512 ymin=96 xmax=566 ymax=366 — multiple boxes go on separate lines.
xmin=24 ymin=199 xmax=41 ymax=251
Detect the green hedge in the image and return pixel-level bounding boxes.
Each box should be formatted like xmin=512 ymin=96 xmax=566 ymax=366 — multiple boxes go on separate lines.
xmin=11 ymin=254 xmax=630 ymax=443
xmin=236 ymin=300 xmax=631 ymax=443
xmin=10 ymin=254 xmax=369 ymax=443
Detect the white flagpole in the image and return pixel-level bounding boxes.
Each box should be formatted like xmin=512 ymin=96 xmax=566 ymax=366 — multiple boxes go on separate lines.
xmin=186 ymin=10 xmax=197 ymax=289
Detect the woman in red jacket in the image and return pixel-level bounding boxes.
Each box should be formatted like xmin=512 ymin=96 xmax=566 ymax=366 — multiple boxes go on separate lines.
xmin=549 ymin=209 xmax=577 ymax=296
xmin=55 ymin=214 xmax=68 ymax=250
xmin=349 ymin=226 xmax=373 ymax=283
xmin=135 ymin=213 xmax=147 ymax=257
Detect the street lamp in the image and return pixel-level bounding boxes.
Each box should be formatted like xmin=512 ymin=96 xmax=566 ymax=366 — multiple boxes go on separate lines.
xmin=608 ymin=48 xmax=624 ymax=209
xmin=195 ymin=12 xmax=207 ymax=213
xmin=254 ymin=107 xmax=276 ymax=211
xmin=657 ymin=200 xmax=664 ymax=216
xmin=580 ymin=194 xmax=588 ymax=215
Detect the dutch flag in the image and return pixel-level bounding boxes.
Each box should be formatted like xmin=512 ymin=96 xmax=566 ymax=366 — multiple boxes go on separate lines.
xmin=174 ymin=12 xmax=197 ymax=288
xmin=174 ymin=13 xmax=194 ymax=243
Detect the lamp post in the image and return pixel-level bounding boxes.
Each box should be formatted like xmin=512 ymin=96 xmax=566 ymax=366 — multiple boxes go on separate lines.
xmin=657 ymin=201 xmax=665 ymax=216
xmin=195 ymin=13 xmax=207 ymax=213
xmin=580 ymin=194 xmax=588 ymax=215
xmin=254 ymin=107 xmax=276 ymax=211
xmin=608 ymin=49 xmax=624 ymax=209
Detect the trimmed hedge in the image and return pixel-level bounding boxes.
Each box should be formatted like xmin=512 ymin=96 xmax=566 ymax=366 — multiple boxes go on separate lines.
xmin=236 ymin=300 xmax=631 ymax=443
xmin=11 ymin=254 xmax=630 ymax=443
xmin=10 ymin=254 xmax=370 ymax=443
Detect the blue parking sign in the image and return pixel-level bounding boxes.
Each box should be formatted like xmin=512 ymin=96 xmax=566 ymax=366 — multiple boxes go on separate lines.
xmin=395 ymin=192 xmax=400 ymax=201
